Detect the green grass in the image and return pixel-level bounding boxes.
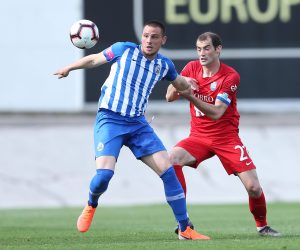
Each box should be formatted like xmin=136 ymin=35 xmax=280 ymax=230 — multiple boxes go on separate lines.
xmin=0 ymin=203 xmax=299 ymax=249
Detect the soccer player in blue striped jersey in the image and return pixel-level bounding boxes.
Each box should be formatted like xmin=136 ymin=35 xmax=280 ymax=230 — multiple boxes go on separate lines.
xmin=54 ymin=20 xmax=210 ymax=240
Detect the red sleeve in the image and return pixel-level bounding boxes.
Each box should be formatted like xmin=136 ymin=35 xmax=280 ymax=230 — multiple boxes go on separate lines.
xmin=217 ymin=72 xmax=240 ymax=105
xmin=180 ymin=61 xmax=196 ymax=78
xmin=223 ymin=72 xmax=240 ymax=92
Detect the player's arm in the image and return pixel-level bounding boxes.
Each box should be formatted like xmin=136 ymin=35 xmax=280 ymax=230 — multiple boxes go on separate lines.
xmin=179 ymin=87 xmax=228 ymax=120
xmin=170 ymin=75 xmax=190 ymax=91
xmin=167 ymin=76 xmax=198 ymax=102
xmin=166 ymin=84 xmax=180 ymax=102
xmin=54 ymin=52 xmax=107 ymax=79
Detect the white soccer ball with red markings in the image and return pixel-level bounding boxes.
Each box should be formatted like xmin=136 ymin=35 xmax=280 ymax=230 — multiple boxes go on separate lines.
xmin=70 ymin=19 xmax=99 ymax=49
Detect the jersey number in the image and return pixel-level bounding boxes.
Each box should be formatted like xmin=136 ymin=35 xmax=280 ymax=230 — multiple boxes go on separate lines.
xmin=234 ymin=145 xmax=248 ymax=161
xmin=194 ymin=106 xmax=205 ymax=117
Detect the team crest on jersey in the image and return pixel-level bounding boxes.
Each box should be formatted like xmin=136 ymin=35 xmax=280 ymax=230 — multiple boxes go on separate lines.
xmin=96 ymin=142 xmax=104 ymax=151
xmin=210 ymin=81 xmax=217 ymax=91
xmin=154 ymin=64 xmax=161 ymax=75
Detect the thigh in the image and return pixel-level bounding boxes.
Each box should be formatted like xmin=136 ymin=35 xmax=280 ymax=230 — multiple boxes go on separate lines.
xmin=141 ymin=150 xmax=171 ymax=176
xmin=126 ymin=124 xmax=166 ymax=159
xmin=94 ymin=134 xmax=124 ymax=159
xmin=175 ymin=136 xmax=214 ymax=168
xmin=169 ymin=146 xmax=197 ymax=166
xmin=94 ymin=114 xmax=125 ymax=159
xmin=96 ymin=156 xmax=117 ymax=170
xmin=214 ymin=137 xmax=256 ymax=175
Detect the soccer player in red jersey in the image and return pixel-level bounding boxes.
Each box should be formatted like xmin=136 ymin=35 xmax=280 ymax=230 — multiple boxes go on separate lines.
xmin=166 ymin=32 xmax=281 ymax=237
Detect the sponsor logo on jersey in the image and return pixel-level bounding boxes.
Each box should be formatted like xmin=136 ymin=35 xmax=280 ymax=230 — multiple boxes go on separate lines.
xmin=97 ymin=142 xmax=104 ymax=151
xmin=231 ymin=84 xmax=237 ymax=92
xmin=194 ymin=93 xmax=214 ymax=103
xmin=210 ymin=81 xmax=217 ymax=91
xmin=154 ymin=64 xmax=161 ymax=75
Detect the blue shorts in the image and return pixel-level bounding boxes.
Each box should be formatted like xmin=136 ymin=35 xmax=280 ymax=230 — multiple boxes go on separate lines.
xmin=93 ymin=109 xmax=166 ymax=159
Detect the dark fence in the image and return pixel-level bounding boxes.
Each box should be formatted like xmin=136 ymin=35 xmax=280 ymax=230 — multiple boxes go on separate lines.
xmin=84 ymin=0 xmax=300 ymax=102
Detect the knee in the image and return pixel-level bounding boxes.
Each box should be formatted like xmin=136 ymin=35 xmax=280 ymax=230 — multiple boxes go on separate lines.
xmin=169 ymin=151 xmax=184 ymax=166
xmin=90 ymin=169 xmax=114 ymax=192
xmin=247 ymin=183 xmax=262 ymax=198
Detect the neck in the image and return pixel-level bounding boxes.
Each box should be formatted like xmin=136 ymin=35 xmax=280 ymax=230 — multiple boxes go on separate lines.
xmin=202 ymin=60 xmax=221 ymax=77
xmin=143 ymin=53 xmax=156 ymax=60
xmin=140 ymin=45 xmax=157 ymax=60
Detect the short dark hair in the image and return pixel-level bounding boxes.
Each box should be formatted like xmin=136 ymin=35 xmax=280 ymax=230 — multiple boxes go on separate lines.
xmin=143 ymin=20 xmax=166 ymax=36
xmin=197 ymin=32 xmax=222 ymax=49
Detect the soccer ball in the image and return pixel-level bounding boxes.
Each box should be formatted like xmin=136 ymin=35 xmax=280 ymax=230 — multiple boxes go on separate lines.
xmin=70 ymin=19 xmax=99 ymax=49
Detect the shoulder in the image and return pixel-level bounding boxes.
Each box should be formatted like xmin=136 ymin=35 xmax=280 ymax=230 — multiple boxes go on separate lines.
xmin=156 ymin=53 xmax=177 ymax=70
xmin=157 ymin=53 xmax=173 ymax=63
xmin=221 ymin=63 xmax=240 ymax=81
xmin=185 ymin=60 xmax=201 ymax=69
xmin=221 ymin=63 xmax=239 ymax=76
xmin=111 ymin=41 xmax=137 ymax=50
xmin=181 ymin=60 xmax=201 ymax=74
xmin=104 ymin=42 xmax=138 ymax=61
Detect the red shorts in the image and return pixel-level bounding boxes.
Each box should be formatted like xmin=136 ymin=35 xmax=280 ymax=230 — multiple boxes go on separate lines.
xmin=175 ymin=135 xmax=256 ymax=175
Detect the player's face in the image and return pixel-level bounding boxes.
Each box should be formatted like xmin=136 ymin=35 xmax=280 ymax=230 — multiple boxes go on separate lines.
xmin=141 ymin=25 xmax=166 ymax=60
xmin=196 ymin=38 xmax=221 ymax=66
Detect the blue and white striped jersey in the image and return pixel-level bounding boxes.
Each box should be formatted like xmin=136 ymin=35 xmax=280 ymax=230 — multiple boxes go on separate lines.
xmin=98 ymin=42 xmax=178 ymax=117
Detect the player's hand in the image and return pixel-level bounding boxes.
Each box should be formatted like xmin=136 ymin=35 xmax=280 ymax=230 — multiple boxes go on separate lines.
xmin=53 ymin=67 xmax=70 ymax=79
xmin=184 ymin=77 xmax=199 ymax=91
xmin=178 ymin=84 xmax=193 ymax=99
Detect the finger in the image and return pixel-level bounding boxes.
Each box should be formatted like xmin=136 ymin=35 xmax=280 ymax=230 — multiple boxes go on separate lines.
xmin=191 ymin=81 xmax=199 ymax=91
xmin=55 ymin=74 xmax=63 ymax=79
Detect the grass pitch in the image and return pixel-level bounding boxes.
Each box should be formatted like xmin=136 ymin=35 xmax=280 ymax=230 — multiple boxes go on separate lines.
xmin=0 ymin=203 xmax=299 ymax=250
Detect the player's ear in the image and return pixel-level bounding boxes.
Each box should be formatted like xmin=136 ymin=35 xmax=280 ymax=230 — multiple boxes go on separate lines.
xmin=215 ymin=45 xmax=222 ymax=57
xmin=162 ymin=35 xmax=167 ymax=46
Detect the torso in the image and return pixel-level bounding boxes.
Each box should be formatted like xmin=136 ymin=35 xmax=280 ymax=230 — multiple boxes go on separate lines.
xmin=98 ymin=42 xmax=178 ymax=117
xmin=181 ymin=61 xmax=241 ymax=138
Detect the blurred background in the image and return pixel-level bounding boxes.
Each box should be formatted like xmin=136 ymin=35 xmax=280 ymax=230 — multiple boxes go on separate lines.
xmin=0 ymin=0 xmax=299 ymax=208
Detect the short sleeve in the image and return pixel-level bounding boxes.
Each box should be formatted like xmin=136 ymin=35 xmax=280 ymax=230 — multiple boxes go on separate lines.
xmin=164 ymin=59 xmax=178 ymax=81
xmin=217 ymin=72 xmax=240 ymax=106
xmin=216 ymin=73 xmax=240 ymax=105
xmin=180 ymin=61 xmax=194 ymax=77
xmin=103 ymin=42 xmax=126 ymax=63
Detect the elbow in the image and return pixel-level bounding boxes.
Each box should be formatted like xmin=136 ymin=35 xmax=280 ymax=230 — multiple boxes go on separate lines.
xmin=208 ymin=113 xmax=223 ymax=121
xmin=166 ymin=95 xmax=173 ymax=102
xmin=166 ymin=93 xmax=178 ymax=102
xmin=210 ymin=116 xmax=220 ymax=121
xmin=207 ymin=106 xmax=226 ymax=121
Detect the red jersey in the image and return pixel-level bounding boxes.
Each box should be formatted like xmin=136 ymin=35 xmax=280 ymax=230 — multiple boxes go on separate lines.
xmin=181 ymin=61 xmax=240 ymax=138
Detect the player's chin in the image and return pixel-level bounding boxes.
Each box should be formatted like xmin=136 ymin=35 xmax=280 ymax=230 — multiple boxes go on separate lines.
xmin=200 ymin=60 xmax=209 ymax=66
xmin=144 ymin=51 xmax=157 ymax=58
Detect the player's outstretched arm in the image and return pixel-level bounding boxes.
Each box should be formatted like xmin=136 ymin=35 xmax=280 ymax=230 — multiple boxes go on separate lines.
xmin=54 ymin=52 xmax=107 ymax=79
xmin=167 ymin=77 xmax=198 ymax=102
xmin=166 ymin=84 xmax=180 ymax=102
xmin=170 ymin=75 xmax=190 ymax=91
